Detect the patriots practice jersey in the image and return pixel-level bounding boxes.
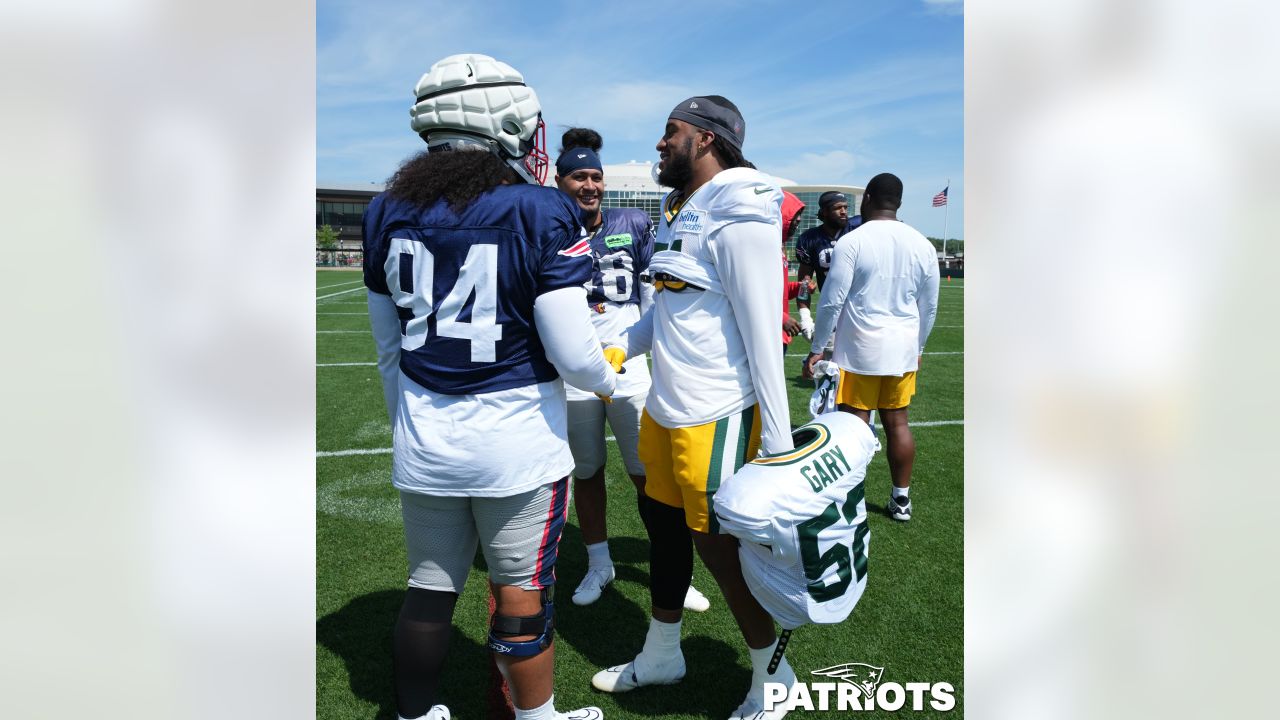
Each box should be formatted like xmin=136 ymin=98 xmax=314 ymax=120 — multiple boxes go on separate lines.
xmin=565 ymin=207 xmax=654 ymax=401
xmin=794 ymin=216 xmax=862 ymax=290
xmin=363 ymin=185 xmax=590 ymax=395
xmin=583 ymin=208 xmax=654 ymax=308
xmin=714 ymin=411 xmax=878 ymax=629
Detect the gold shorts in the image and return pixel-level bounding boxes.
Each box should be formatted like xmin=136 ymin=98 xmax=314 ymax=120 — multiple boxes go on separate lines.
xmin=638 ymin=405 xmax=762 ymax=533
xmin=837 ymin=370 xmax=917 ymax=410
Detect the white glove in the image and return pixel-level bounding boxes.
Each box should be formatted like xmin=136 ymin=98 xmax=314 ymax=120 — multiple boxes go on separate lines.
xmin=798 ymin=307 xmax=815 ymax=340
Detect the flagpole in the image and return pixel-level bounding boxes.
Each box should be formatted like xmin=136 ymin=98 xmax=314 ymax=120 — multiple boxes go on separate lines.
xmin=941 ymin=178 xmax=950 ymax=267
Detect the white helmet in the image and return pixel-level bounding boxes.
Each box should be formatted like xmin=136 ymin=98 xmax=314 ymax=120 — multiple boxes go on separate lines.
xmin=410 ymin=53 xmax=549 ymax=185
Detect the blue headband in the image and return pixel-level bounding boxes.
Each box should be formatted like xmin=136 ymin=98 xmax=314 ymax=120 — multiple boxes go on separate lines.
xmin=555 ymin=147 xmax=603 ymax=177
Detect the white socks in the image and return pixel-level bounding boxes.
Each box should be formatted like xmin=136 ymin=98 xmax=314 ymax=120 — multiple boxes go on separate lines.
xmin=641 ymin=617 xmax=682 ymax=657
xmin=585 ymin=541 xmax=612 ymax=568
xmin=514 ymin=695 xmax=556 ymax=720
xmin=892 ymin=486 xmax=910 ymax=499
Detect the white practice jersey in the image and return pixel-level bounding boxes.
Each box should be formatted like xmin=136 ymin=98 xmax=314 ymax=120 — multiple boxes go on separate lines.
xmin=714 ymin=411 xmax=879 ymax=629
xmin=628 ymin=167 xmax=793 ymax=454
xmin=811 ymin=219 xmax=940 ymax=376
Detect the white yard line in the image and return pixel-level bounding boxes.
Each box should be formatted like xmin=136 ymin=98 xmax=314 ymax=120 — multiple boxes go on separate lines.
xmin=317 ymin=286 xmax=367 ymax=301
xmin=317 ymin=280 xmax=364 ymax=292
xmin=316 ymin=422 xmax=963 ymax=457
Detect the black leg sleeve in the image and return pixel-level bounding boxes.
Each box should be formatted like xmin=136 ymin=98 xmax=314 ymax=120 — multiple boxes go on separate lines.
xmin=637 ymin=493 xmax=694 ymax=612
xmin=393 ymin=587 xmax=458 ymax=719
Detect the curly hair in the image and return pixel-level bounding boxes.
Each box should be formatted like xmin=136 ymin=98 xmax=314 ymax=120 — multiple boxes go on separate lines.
xmin=385 ymin=150 xmax=516 ymax=212
xmin=559 ymin=127 xmax=602 ymax=153
xmin=710 ymin=134 xmax=754 ymax=171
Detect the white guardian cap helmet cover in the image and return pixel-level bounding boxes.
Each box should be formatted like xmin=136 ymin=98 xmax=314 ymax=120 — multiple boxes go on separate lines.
xmin=410 ymin=53 xmax=549 ymax=185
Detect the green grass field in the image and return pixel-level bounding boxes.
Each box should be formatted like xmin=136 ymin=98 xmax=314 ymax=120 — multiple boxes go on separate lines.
xmin=317 ymin=268 xmax=964 ymax=718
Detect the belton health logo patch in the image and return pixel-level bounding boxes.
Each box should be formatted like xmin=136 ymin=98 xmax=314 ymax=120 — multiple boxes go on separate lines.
xmin=764 ymin=663 xmax=955 ymax=713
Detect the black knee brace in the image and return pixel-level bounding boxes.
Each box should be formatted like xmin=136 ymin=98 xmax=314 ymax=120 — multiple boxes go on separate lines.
xmin=637 ymin=494 xmax=694 ymax=611
xmin=488 ymin=587 xmax=555 ymax=657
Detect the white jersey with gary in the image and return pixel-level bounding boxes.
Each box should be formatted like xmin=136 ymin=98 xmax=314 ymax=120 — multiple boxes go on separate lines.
xmin=623 ymin=167 xmax=794 ymax=454
xmin=811 ymin=219 xmax=940 ymax=376
xmin=714 ymin=411 xmax=878 ymax=629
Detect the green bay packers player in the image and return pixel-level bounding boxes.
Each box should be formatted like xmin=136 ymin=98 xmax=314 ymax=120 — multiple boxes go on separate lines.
xmin=553 ymin=128 xmax=711 ymax=613
xmin=591 ymin=96 xmax=797 ymax=719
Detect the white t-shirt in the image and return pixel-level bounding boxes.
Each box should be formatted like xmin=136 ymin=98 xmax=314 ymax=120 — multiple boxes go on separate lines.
xmin=623 ymin=167 xmax=794 ymax=455
xmin=714 ymin=411 xmax=879 ymax=629
xmin=810 ymin=219 xmax=940 ymax=376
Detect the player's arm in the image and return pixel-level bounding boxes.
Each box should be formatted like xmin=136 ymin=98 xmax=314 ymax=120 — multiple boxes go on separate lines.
xmin=638 ymin=220 xmax=657 ymax=316
xmin=808 ymin=237 xmax=855 ymax=366
xmin=535 ymin=205 xmax=619 ymax=397
xmin=709 ymin=219 xmax=795 ymax=454
xmin=367 ymin=290 xmax=402 ymax=422
xmin=916 ymin=253 xmax=942 ymax=359
xmin=361 ymin=198 xmax=402 ymax=421
xmin=534 ymin=287 xmax=617 ymax=397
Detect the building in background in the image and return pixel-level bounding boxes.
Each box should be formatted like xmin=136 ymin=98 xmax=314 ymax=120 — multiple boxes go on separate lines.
xmin=318 ymin=168 xmax=865 ymax=262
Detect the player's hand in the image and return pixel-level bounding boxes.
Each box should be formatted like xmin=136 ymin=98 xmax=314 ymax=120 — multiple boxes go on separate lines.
xmin=797 ymin=307 xmax=815 ymax=340
xmin=602 ymin=345 xmax=627 ymax=373
xmin=783 ymin=315 xmax=802 ymax=336
xmin=805 ymin=277 xmax=818 ymax=292
xmin=802 ymin=352 xmax=822 ymax=380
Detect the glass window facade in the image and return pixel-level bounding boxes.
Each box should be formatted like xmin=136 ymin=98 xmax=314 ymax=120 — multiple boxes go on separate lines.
xmin=601 ymin=190 xmax=665 ymax=226
xmin=316 ymin=200 xmax=369 ymax=228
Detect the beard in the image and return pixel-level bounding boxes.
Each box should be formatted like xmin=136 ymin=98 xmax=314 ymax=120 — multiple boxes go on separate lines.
xmin=657 ymin=138 xmax=695 ymax=189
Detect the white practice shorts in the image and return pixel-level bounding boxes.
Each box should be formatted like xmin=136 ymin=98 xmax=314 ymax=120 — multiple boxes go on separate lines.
xmin=566 ymin=394 xmax=646 ymax=478
xmin=400 ymin=477 xmax=569 ymax=592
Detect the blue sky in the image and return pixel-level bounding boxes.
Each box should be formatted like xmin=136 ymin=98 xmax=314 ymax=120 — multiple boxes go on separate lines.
xmin=318 ymin=0 xmax=963 ymax=238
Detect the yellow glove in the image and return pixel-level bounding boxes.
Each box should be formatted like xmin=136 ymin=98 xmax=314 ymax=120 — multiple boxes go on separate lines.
xmin=596 ymin=346 xmax=627 ymax=403
xmin=603 ymin=346 xmax=627 ymax=373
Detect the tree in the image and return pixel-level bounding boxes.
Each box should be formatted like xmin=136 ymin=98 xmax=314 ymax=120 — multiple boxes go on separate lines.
xmin=926 ymin=236 xmax=964 ymax=255
xmin=317 ymin=224 xmax=340 ymax=250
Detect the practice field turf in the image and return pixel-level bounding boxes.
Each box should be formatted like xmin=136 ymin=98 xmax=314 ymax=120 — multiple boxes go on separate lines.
xmin=317 ymin=269 xmax=964 ymax=719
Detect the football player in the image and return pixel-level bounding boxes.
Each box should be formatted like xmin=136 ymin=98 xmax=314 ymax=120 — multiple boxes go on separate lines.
xmin=554 ymin=128 xmax=711 ymax=614
xmin=363 ymin=53 xmax=613 ymax=720
xmin=794 ymin=191 xmax=862 ymax=341
xmin=804 ymin=173 xmax=940 ymax=522
xmin=591 ymin=96 xmax=798 ymax=719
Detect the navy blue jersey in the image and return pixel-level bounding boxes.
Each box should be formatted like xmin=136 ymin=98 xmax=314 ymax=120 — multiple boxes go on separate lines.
xmin=794 ymin=216 xmax=862 ymax=290
xmin=363 ymin=184 xmax=590 ymax=395
xmin=583 ymin=208 xmax=654 ymax=307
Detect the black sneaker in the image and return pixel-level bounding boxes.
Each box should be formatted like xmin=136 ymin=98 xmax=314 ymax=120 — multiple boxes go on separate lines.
xmin=889 ymin=494 xmax=912 ymax=521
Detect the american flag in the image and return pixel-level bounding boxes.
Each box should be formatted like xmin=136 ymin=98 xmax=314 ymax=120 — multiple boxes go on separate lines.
xmin=932 ymin=187 xmax=948 ymax=207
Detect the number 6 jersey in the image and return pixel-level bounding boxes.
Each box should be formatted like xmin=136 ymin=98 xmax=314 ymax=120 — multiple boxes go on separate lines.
xmin=714 ymin=411 xmax=880 ymax=629
xmin=564 ymin=207 xmax=655 ymax=401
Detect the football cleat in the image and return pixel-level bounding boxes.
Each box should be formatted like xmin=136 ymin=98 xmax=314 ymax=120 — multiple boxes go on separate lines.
xmin=410 ymin=54 xmax=549 ymax=185
xmin=398 ymin=705 xmax=449 ymax=720
xmin=572 ymin=565 xmax=616 ymax=606
xmin=683 ymin=585 xmax=711 ymax=612
xmin=730 ymin=657 xmax=795 ymax=719
xmin=591 ymin=651 xmax=686 ymax=693
xmin=889 ymin=494 xmax=912 ymax=522
xmin=558 ymin=708 xmax=603 ymax=720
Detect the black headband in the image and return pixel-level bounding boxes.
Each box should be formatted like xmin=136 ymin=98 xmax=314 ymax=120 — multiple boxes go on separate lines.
xmin=668 ymin=96 xmax=744 ymax=152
